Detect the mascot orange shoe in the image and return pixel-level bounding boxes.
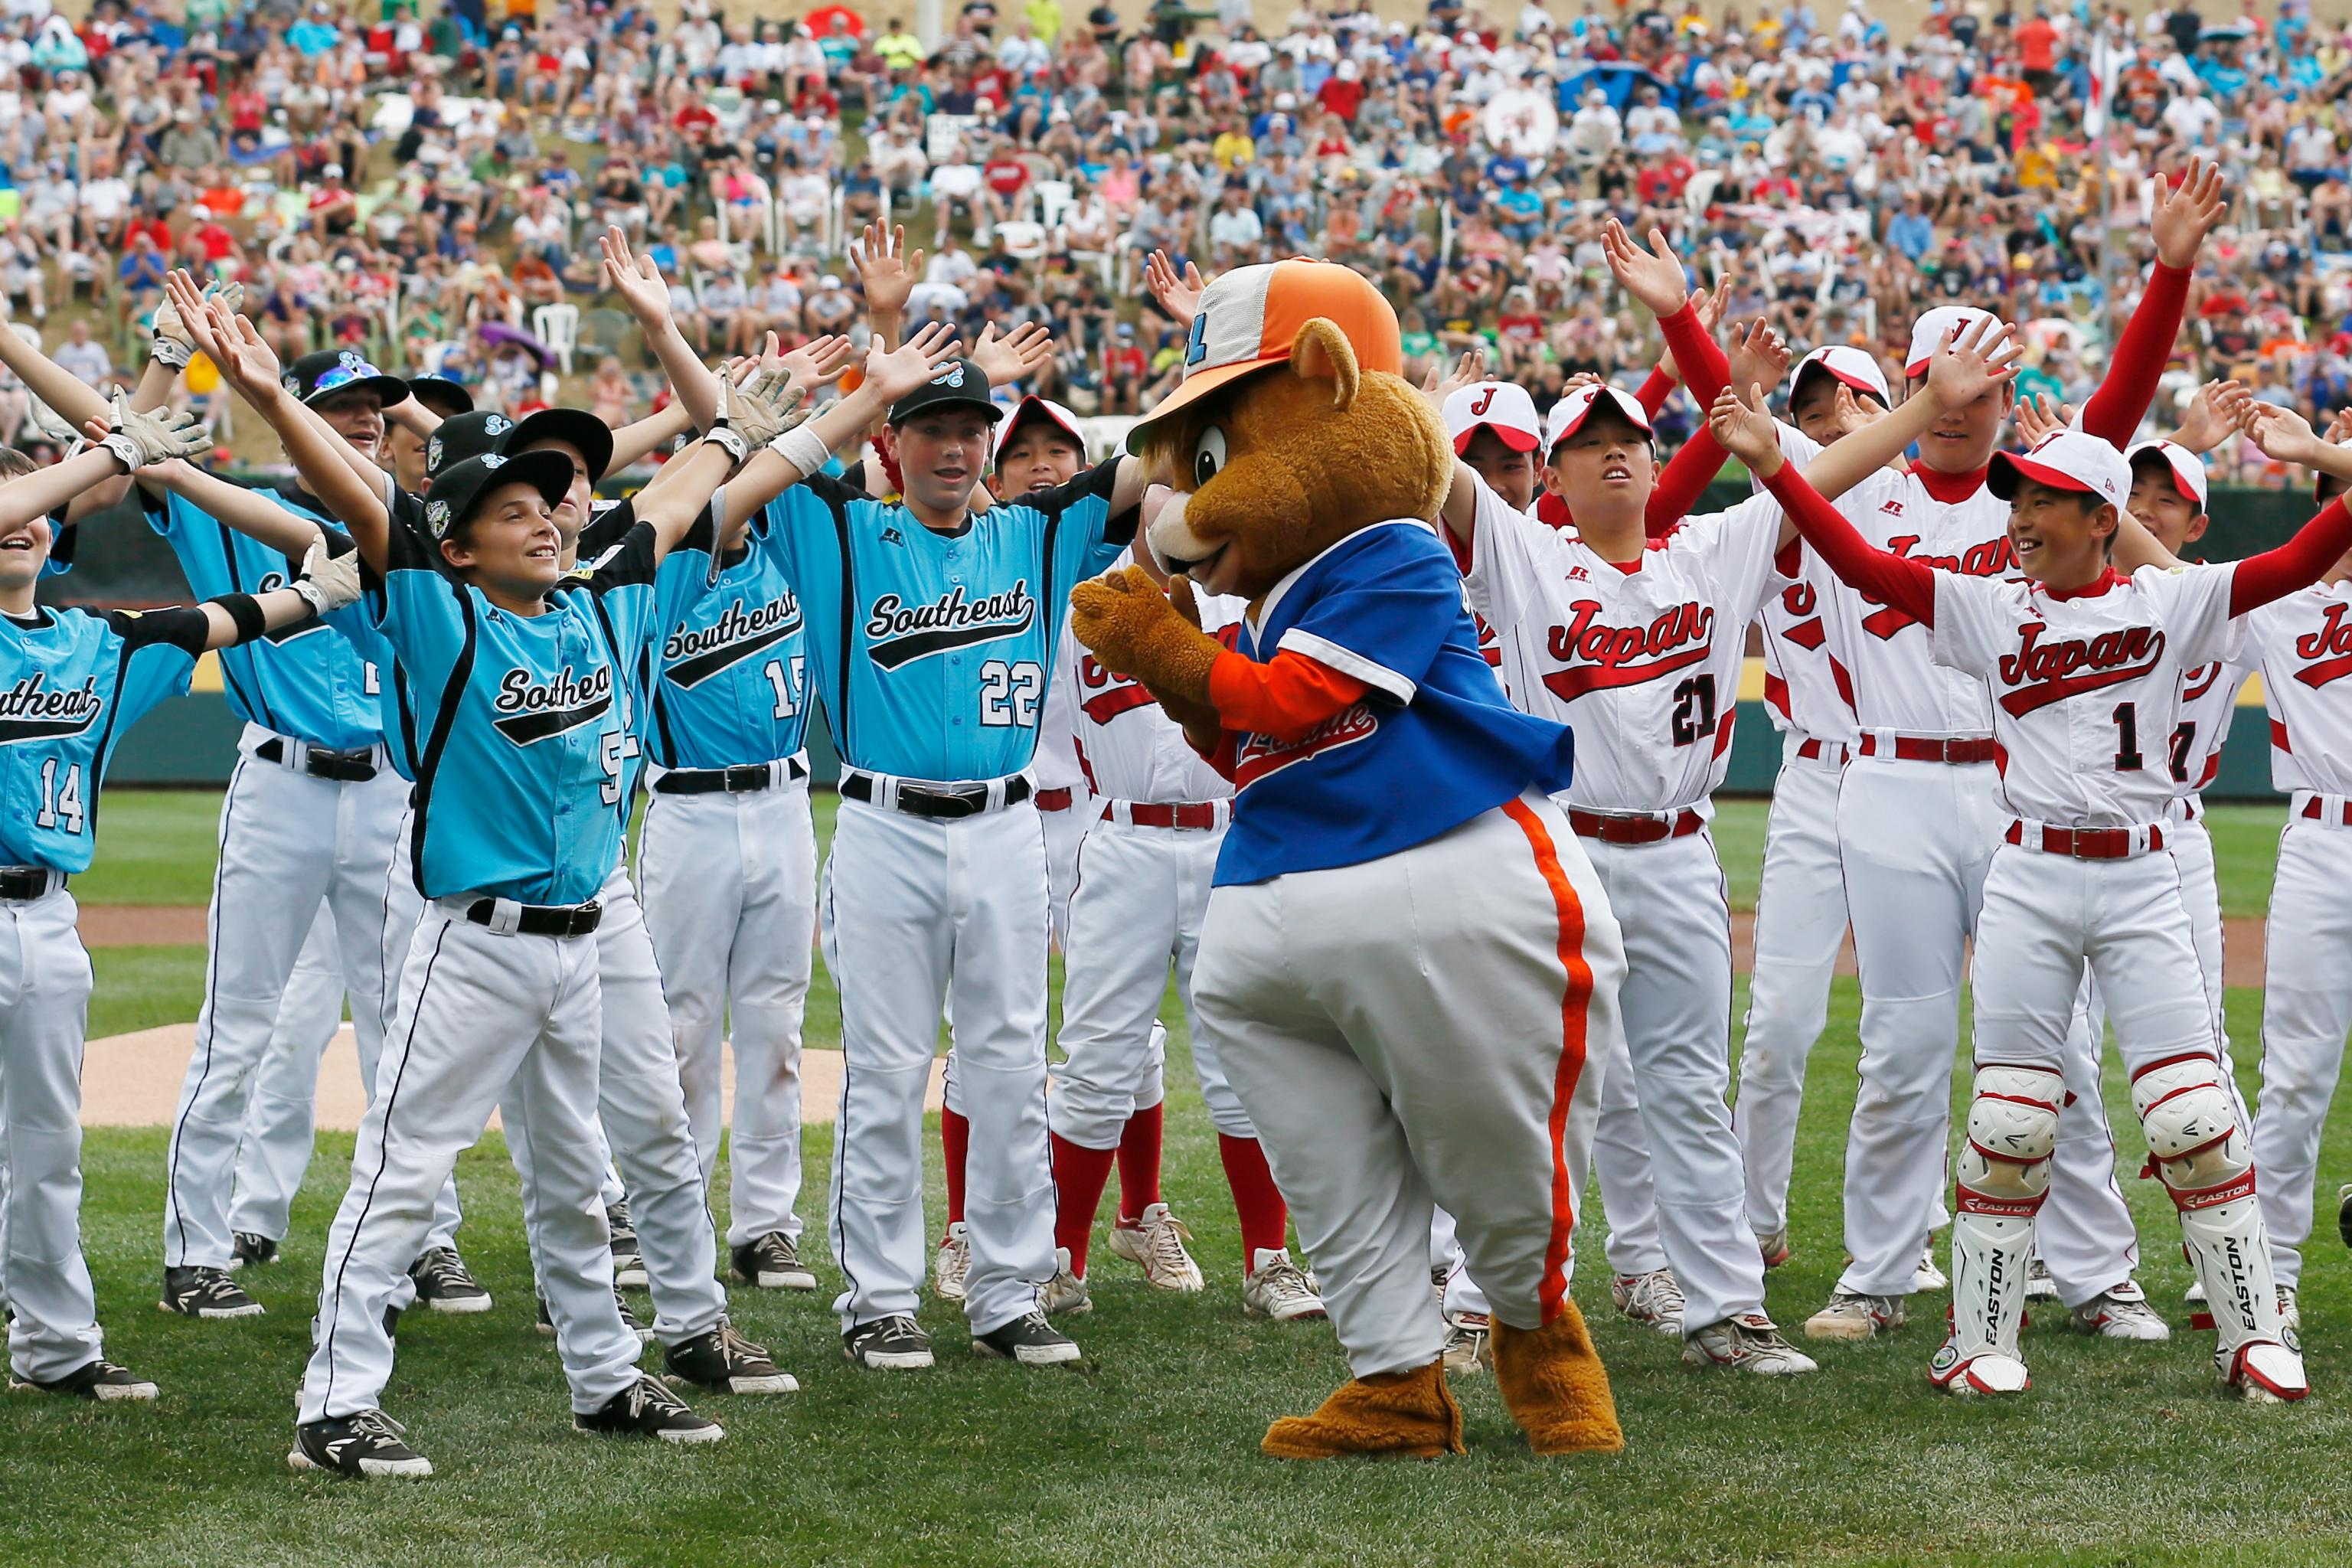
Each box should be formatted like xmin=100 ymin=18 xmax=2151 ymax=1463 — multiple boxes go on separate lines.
xmin=1070 ymin=260 xmax=1629 ymax=1459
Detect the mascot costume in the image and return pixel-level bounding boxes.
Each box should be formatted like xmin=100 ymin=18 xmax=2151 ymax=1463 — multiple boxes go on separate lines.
xmin=1070 ymin=259 xmax=1631 ymax=1459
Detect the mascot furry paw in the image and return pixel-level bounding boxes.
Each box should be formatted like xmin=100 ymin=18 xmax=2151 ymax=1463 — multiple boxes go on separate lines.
xmin=1073 ymin=259 xmax=1628 ymax=1459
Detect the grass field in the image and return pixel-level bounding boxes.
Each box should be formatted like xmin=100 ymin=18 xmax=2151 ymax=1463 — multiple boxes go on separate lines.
xmin=5 ymin=791 xmax=2347 ymax=1568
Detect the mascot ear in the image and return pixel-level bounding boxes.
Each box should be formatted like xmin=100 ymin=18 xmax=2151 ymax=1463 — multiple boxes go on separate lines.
xmin=1288 ymin=318 xmax=1361 ymax=412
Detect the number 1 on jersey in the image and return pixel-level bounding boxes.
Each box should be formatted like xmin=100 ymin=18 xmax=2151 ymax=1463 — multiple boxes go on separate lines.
xmin=2111 ymin=701 xmax=2144 ymax=771
xmin=35 ymin=758 xmax=84 ymax=835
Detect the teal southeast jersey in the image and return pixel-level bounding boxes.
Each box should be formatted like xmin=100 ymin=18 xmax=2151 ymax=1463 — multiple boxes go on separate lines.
xmin=760 ymin=463 xmax=1130 ymax=781
xmin=647 ymin=507 xmax=812 ymax=769
xmin=0 ymin=603 xmax=209 ymax=872
xmin=143 ymin=483 xmax=383 ymax=750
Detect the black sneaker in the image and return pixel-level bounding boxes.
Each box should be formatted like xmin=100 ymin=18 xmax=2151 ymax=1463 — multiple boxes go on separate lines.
xmin=288 ymin=1410 xmax=433 ymax=1479
xmin=843 ymin=1314 xmax=935 ymax=1370
xmin=9 ymin=1358 xmax=157 ymax=1401
xmin=608 ymin=1202 xmax=647 ymax=1289
xmin=384 ymin=1303 xmax=401 ymax=1344
xmin=574 ymin=1374 xmax=724 ymax=1443
xmin=665 ymin=1320 xmax=798 ymax=1394
xmin=538 ymin=1288 xmax=652 ymax=1344
xmin=408 ymin=1248 xmax=492 ymax=1314
xmin=160 ymin=1266 xmax=264 ymax=1318
xmin=974 ymin=1309 xmax=1082 ymax=1367
xmin=730 ymin=1231 xmax=818 ymax=1291
xmin=230 ymin=1232 xmax=278 ymax=1269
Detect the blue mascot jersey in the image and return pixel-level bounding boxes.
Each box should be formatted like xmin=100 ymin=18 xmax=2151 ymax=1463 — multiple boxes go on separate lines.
xmin=1214 ymin=519 xmax=1575 ymax=887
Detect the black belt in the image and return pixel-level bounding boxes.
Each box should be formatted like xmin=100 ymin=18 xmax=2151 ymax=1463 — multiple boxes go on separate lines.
xmin=841 ymin=773 xmax=1032 ymax=820
xmin=654 ymin=757 xmax=809 ymax=795
xmin=463 ymin=897 xmax=603 ymax=937
xmin=0 ymin=866 xmax=54 ymax=900
xmin=256 ymin=737 xmax=380 ymax=782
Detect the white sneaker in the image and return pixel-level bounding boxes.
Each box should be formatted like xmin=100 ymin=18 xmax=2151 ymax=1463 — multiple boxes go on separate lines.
xmin=2069 ymin=1287 xmax=2171 ymax=1342
xmin=933 ymin=1223 xmax=970 ymax=1303
xmin=1041 ymin=1246 xmax=1092 ymax=1317
xmin=1913 ymin=1245 xmax=1949 ymax=1294
xmin=1683 ymin=1312 xmax=1818 ymax=1375
xmin=2224 ymin=1340 xmax=2310 ymax=1403
xmin=1609 ymin=1269 xmax=1685 ymax=1338
xmin=1105 ymin=1202 xmax=1204 ymax=1292
xmin=1802 ymin=1291 xmax=1906 ymax=1342
xmin=1930 ymin=1337 xmax=2030 ymax=1396
xmin=2024 ymin=1257 xmax=2059 ymax=1301
xmin=2184 ymin=1277 xmax=2207 ymax=1305
xmin=1442 ymin=1311 xmax=1491 ymax=1377
xmin=1241 ymin=1247 xmax=1326 ymax=1321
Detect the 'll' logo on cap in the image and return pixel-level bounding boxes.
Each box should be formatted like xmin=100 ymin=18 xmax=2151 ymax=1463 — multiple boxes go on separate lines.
xmin=485 ymin=415 xmax=511 ymax=436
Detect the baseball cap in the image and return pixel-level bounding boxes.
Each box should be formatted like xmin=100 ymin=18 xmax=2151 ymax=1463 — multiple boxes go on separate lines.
xmin=284 ymin=348 xmax=407 ymax=409
xmin=422 ymin=450 xmax=574 ymax=541
xmin=425 ymin=410 xmax=521 ymax=479
xmin=1441 ymin=380 xmax=1541 ymax=455
xmin=407 ymin=374 xmax=475 ymax=419
xmin=993 ymin=394 xmax=1084 ymax=461
xmin=1988 ymin=430 xmax=2131 ymax=508
xmin=2125 ymin=438 xmax=2210 ymax=510
xmin=887 ymin=358 xmax=1002 ymax=425
xmin=1128 ymin=259 xmax=1401 ymax=452
xmin=1544 ymin=384 xmax=1655 ymax=452
xmin=503 ymin=407 xmax=615 ymax=485
xmin=1792 ymin=344 xmax=1891 ymax=406
xmin=1905 ymin=305 xmax=1999 ymax=377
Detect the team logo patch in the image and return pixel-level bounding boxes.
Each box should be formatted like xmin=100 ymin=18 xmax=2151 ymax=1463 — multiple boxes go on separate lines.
xmin=426 ymin=498 xmax=452 ymax=537
xmin=864 ymin=582 xmax=1036 ymax=671
xmin=485 ymin=415 xmax=512 ymax=436
xmin=929 ymin=363 xmax=966 ymax=388
xmin=1539 ymin=599 xmax=1715 ymax=701
xmin=482 ymin=452 xmax=506 ymax=469
xmin=491 ymin=663 xmax=613 ymax=744
xmin=1233 ymin=702 xmax=1379 ymax=789
xmin=1995 ymin=622 xmax=2167 ymax=716
xmin=2293 ymin=603 xmax=2352 ymax=689
xmin=426 ymin=436 xmax=443 ymax=472
xmin=281 ymin=373 xmax=302 ymax=396
xmin=663 ymin=592 xmax=803 ymax=687
xmin=0 ymin=673 xmax=102 ymax=743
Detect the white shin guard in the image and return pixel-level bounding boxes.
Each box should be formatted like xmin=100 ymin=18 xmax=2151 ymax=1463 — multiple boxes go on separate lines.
xmin=1934 ymin=1065 xmax=2062 ymax=1396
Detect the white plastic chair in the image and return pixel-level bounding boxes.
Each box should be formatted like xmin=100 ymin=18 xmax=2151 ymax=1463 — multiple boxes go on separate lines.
xmin=1033 ymin=178 xmax=1074 ymax=230
xmin=993 ymin=220 xmax=1047 ymax=260
xmin=534 ymin=302 xmax=580 ymax=376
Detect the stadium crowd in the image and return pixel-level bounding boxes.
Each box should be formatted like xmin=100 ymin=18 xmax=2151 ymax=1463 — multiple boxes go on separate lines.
xmin=3 ymin=0 xmax=2352 ymax=482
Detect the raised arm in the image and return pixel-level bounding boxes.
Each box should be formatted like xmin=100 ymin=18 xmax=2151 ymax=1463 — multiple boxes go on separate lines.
xmin=1798 ymin=317 xmax=2021 ymax=508
xmin=604 ymin=400 xmax=696 ymax=472
xmin=602 ymin=227 xmax=720 ymax=433
xmin=198 ymin=308 xmax=391 ymax=570
xmin=720 ymin=322 xmax=962 ymax=531
xmin=852 ymin=221 xmax=923 ymax=352
xmin=2079 ymin=161 xmax=2223 ymax=446
xmin=194 ymin=535 xmax=358 ymax=650
xmin=0 ymin=312 xmax=111 ymax=430
xmin=2223 ymin=401 xmax=2352 ymax=613
xmin=0 ymin=444 xmax=142 ymax=531
xmin=145 ymin=459 xmax=332 ymax=557
xmin=136 ymin=277 xmax=240 ymax=415
xmin=173 ymin=273 xmax=391 ymax=504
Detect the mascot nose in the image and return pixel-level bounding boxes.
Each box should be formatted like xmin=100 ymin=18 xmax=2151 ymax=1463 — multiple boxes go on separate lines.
xmin=1148 ymin=489 xmax=1216 ymax=570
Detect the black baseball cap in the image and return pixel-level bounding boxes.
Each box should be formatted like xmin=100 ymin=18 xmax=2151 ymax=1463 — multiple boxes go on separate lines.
xmin=422 ymin=450 xmax=574 ymax=541
xmin=407 ymin=374 xmax=475 ymax=418
xmin=502 ymin=408 xmax=614 ymax=485
xmin=887 ymin=358 xmax=1002 ymax=426
xmin=425 ymin=410 xmax=521 ymax=479
xmin=284 ymin=348 xmax=408 ymax=410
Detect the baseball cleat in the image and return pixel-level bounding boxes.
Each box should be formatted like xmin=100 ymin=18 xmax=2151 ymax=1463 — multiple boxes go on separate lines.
xmin=2223 ymin=1341 xmax=2309 ymax=1404
xmin=2278 ymin=1284 xmax=2301 ymax=1338
xmin=1684 ymin=1313 xmax=1818 ymax=1375
xmin=844 ymin=1315 xmax=935 ymax=1370
xmin=384 ymin=1303 xmax=401 ymax=1344
xmin=1241 ymin=1247 xmax=1327 ymax=1321
xmin=2069 ymin=1286 xmax=2170 ymax=1342
xmin=974 ymin=1308 xmax=1082 ymax=1367
xmin=1107 ymin=1202 xmax=1205 ymax=1292
xmin=408 ymin=1248 xmax=492 ymax=1314
xmin=1610 ymin=1269 xmax=1686 ymax=1338
xmin=159 ymin=1266 xmax=263 ymax=1319
xmin=1757 ymin=1228 xmax=1792 ymax=1269
xmin=10 ymin=1358 xmax=157 ymax=1401
xmin=2185 ymin=1278 xmax=2208 ymax=1305
xmin=1802 ymin=1291 xmax=1906 ymax=1341
xmin=289 ymin=1410 xmax=432 ymax=1479
xmin=1929 ymin=1339 xmax=2030 ymax=1396
xmin=933 ymin=1223 xmax=970 ymax=1302
xmin=730 ymin=1231 xmax=818 ymax=1291
xmin=230 ymin=1232 xmax=279 ymax=1270
xmin=1441 ymin=1311 xmax=1491 ymax=1376
xmin=1913 ymin=1245 xmax=1949 ymax=1294
xmin=663 ymin=1321 xmax=797 ymax=1395
xmin=607 ymin=1203 xmax=647 ymax=1290
xmin=2338 ymin=1184 xmax=2352 ymax=1250
xmin=1042 ymin=1248 xmax=1093 ymax=1317
xmin=2024 ymin=1257 xmax=2060 ymax=1301
xmin=576 ymin=1374 xmax=724 ymax=1442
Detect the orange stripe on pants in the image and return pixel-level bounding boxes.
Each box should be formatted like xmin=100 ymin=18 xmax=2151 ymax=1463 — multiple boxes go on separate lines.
xmin=1501 ymin=796 xmax=1596 ymax=1323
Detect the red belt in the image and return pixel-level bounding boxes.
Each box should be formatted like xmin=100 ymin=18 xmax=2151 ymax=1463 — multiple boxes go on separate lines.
xmin=1035 ymin=787 xmax=1076 ymax=812
xmin=2005 ymin=821 xmax=2163 ymax=859
xmin=2301 ymin=798 xmax=2352 ymax=826
xmin=1568 ymin=808 xmax=1705 ymax=844
xmin=1795 ymin=737 xmax=1843 ymax=762
xmin=1118 ymin=800 xmax=1223 ymax=829
xmin=1858 ymin=734 xmax=1997 ymax=765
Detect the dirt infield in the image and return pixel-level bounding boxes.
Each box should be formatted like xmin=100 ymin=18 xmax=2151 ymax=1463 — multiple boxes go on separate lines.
xmin=79 ymin=905 xmax=209 ymax=946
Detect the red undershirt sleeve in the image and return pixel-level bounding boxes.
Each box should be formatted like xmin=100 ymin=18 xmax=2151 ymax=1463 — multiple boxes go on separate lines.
xmin=1207 ymin=648 xmax=1372 ymax=743
xmin=1648 ymin=426 xmax=1727 ymax=537
xmin=2228 ymin=498 xmax=2352 ymax=616
xmin=2079 ymin=261 xmax=2190 ymax=446
xmin=1655 ymin=302 xmax=1733 ymax=410
xmin=1761 ymin=463 xmax=1939 ymax=626
xmin=1635 ymin=365 xmax=1676 ymax=420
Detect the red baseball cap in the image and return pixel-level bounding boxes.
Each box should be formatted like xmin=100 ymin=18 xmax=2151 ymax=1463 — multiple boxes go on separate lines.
xmin=1988 ymin=430 xmax=2130 ymax=507
xmin=1544 ymin=384 xmax=1654 ymax=452
xmin=1441 ymin=380 xmax=1541 ymax=455
xmin=993 ymin=395 xmax=1085 ymax=462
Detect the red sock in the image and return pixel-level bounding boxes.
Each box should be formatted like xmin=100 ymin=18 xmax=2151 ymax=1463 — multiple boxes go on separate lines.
xmin=1218 ymin=1132 xmax=1289 ymax=1266
xmin=940 ymin=1108 xmax=970 ymax=1230
xmin=1050 ymin=1134 xmax=1120 ymax=1276
xmin=1114 ymin=1102 xmax=1164 ymax=1223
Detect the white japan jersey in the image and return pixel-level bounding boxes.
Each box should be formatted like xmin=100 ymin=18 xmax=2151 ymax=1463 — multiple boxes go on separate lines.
xmin=1929 ymin=562 xmax=2240 ymax=827
xmin=2243 ymin=580 xmax=2352 ymax=795
xmin=1054 ymin=551 xmax=1243 ymax=805
xmin=2169 ymin=639 xmax=2249 ymax=800
xmin=1755 ymin=424 xmax=1861 ymax=742
xmin=1033 ymin=657 xmax=1086 ymax=792
xmin=1464 ymin=473 xmax=1784 ymax=813
xmin=1781 ymin=426 xmax=2024 ymax=740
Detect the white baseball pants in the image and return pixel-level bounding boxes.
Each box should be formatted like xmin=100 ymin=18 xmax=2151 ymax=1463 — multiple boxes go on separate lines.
xmin=2035 ymin=980 xmax=2142 ymax=1305
xmin=639 ymin=774 xmax=818 ymax=1248
xmin=1050 ymin=815 xmax=1253 ymax=1148
xmin=820 ymin=794 xmax=1057 ymax=1337
xmin=1734 ymin=735 xmax=1851 ymax=1242
xmin=299 ymin=904 xmax=641 ymax=1423
xmin=2256 ymin=808 xmax=2352 ymax=1289
xmin=225 ymin=909 xmax=348 ymax=1246
xmin=1833 ymin=756 xmax=2004 ymax=1298
xmin=0 ymin=885 xmax=106 ymax=1385
xmin=1589 ymin=1024 xmax=1667 ymax=1278
xmin=1197 ymin=794 xmax=1623 ymax=1379
xmin=164 ymin=734 xmax=407 ymax=1270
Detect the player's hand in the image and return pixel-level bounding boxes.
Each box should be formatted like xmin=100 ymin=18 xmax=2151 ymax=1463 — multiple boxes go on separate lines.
xmin=96 ymin=392 xmax=211 ymax=469
xmin=2326 ymin=407 xmax=2352 ymax=447
xmin=970 ymin=321 xmax=1054 ymax=388
xmin=859 ymin=320 xmax=962 ymax=407
xmin=1601 ymin=220 xmax=1690 ymax=318
xmin=599 ymin=226 xmax=675 ymax=325
xmin=1144 ymin=249 xmax=1207 ymax=327
xmin=851 ymin=221 xmax=923 ymax=319
xmin=1420 ymin=343 xmax=1487 ymax=407
xmin=2239 ymin=400 xmax=2323 ymax=466
xmin=776 ymin=332 xmax=858 ymax=390
xmin=1726 ymin=318 xmax=1791 ymax=400
xmin=2151 ymin=158 xmax=2227 ymax=270
xmin=2171 ymin=377 xmax=2249 ymax=454
xmin=2014 ymin=390 xmax=2073 ymax=447
xmin=1925 ymin=315 xmax=2021 ymax=411
xmin=720 ymin=369 xmax=810 ymax=448
xmin=1708 ymin=384 xmax=1782 ymax=473
xmin=292 ymin=531 xmax=362 ymax=615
